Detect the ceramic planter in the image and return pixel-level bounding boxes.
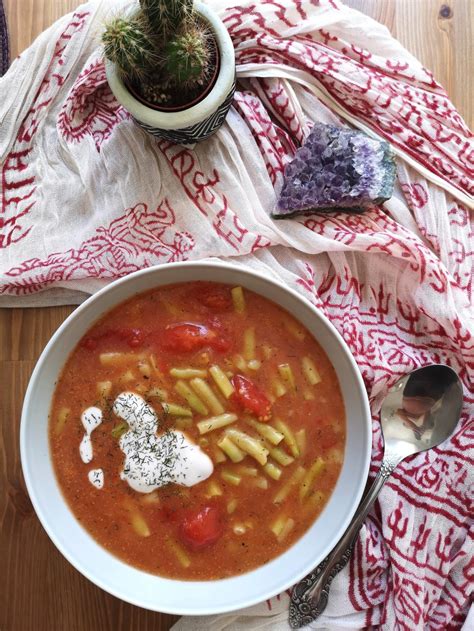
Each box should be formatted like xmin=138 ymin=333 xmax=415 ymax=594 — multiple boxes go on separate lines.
xmin=105 ymin=2 xmax=236 ymax=144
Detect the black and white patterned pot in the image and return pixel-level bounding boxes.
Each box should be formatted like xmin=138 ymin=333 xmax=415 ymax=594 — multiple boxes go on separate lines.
xmin=105 ymin=2 xmax=235 ymax=145
xmin=135 ymin=77 xmax=236 ymax=145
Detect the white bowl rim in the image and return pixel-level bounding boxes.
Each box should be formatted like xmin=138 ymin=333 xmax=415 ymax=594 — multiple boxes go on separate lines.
xmin=20 ymin=260 xmax=372 ymax=615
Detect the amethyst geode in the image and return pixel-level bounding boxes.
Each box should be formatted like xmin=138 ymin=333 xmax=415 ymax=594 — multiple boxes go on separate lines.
xmin=274 ymin=123 xmax=396 ymax=218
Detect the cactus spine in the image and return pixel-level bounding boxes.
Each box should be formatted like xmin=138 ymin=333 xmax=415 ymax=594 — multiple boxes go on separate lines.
xmin=164 ymin=25 xmax=211 ymax=88
xmin=140 ymin=0 xmax=193 ymax=35
xmin=102 ymin=16 xmax=157 ymax=81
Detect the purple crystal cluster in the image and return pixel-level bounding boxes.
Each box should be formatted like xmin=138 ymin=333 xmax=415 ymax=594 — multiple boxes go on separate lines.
xmin=274 ymin=123 xmax=396 ymax=218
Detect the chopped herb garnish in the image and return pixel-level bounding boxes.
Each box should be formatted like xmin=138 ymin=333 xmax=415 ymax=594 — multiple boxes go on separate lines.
xmin=111 ymin=421 xmax=129 ymax=439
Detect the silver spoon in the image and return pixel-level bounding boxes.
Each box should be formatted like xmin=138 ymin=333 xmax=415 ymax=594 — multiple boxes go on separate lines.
xmin=289 ymin=364 xmax=463 ymax=628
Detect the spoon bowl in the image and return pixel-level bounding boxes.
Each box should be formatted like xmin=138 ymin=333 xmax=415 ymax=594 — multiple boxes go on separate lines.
xmin=381 ymin=365 xmax=462 ymax=459
xmin=290 ymin=364 xmax=463 ymax=628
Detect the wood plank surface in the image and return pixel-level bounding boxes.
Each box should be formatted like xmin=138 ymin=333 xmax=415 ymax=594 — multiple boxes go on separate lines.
xmin=1 ymin=2 xmax=472 ymax=631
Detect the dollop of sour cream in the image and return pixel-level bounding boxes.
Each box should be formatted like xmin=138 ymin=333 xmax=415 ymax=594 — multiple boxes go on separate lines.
xmin=79 ymin=407 xmax=103 ymax=463
xmin=88 ymin=468 xmax=104 ymax=489
xmin=113 ymin=392 xmax=213 ymax=493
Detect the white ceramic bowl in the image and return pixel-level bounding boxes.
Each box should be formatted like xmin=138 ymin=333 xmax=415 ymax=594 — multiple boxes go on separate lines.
xmin=21 ymin=261 xmax=371 ymax=615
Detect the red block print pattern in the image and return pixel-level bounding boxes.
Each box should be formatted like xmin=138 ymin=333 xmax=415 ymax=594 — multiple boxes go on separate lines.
xmin=234 ymin=88 xmax=295 ymax=185
xmin=2 ymin=201 xmax=195 ymax=295
xmin=156 ymin=139 xmax=272 ymax=253
xmin=57 ymin=55 xmax=127 ymax=150
xmin=0 ymin=148 xmax=36 ymax=248
xmin=0 ymin=10 xmax=90 ymax=249
xmin=0 ymin=1 xmax=473 ymax=629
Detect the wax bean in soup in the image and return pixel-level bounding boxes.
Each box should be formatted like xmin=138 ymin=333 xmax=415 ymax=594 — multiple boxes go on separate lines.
xmin=50 ymin=282 xmax=345 ymax=580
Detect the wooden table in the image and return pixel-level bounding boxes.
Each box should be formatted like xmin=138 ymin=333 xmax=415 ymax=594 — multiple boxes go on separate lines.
xmin=1 ymin=2 xmax=472 ymax=630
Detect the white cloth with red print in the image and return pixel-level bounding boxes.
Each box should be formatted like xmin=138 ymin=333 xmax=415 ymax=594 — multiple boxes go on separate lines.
xmin=1 ymin=0 xmax=473 ymax=629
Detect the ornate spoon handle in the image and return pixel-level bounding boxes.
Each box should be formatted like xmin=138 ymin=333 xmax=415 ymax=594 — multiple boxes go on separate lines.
xmin=289 ymin=456 xmax=399 ymax=629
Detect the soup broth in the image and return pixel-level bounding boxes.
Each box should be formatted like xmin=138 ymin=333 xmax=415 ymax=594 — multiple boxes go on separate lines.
xmin=50 ymin=282 xmax=345 ymax=580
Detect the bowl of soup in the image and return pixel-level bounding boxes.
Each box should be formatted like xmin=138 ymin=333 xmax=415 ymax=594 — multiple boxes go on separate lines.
xmin=21 ymin=261 xmax=371 ymax=615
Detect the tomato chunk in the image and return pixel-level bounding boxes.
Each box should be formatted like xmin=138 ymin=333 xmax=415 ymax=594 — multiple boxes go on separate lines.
xmin=231 ymin=374 xmax=272 ymax=421
xmin=194 ymin=284 xmax=232 ymax=311
xmin=179 ymin=504 xmax=224 ymax=551
xmin=81 ymin=336 xmax=98 ymax=351
xmin=163 ymin=323 xmax=212 ymax=352
xmin=117 ymin=328 xmax=146 ymax=348
xmin=163 ymin=323 xmax=231 ymax=353
xmin=318 ymin=427 xmax=339 ymax=450
xmin=80 ymin=328 xmax=146 ymax=350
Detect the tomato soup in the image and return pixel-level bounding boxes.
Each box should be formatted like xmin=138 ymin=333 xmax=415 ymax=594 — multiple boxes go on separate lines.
xmin=50 ymin=282 xmax=346 ymax=580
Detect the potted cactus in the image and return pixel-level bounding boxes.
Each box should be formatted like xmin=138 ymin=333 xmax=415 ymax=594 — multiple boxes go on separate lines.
xmin=103 ymin=0 xmax=235 ymax=144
